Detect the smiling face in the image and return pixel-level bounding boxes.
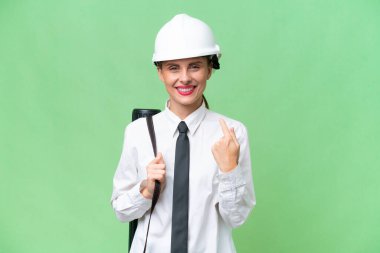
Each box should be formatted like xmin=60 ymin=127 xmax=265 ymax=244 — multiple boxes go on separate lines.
xmin=157 ymin=57 xmax=212 ymax=119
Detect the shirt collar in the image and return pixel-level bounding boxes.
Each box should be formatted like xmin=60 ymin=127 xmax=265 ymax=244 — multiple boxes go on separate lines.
xmin=164 ymin=100 xmax=207 ymax=137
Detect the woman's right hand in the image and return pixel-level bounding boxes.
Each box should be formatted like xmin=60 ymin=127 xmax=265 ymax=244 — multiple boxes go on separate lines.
xmin=140 ymin=152 xmax=166 ymax=199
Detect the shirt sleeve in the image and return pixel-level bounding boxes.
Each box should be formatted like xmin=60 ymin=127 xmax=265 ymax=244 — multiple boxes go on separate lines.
xmin=110 ymin=125 xmax=152 ymax=222
xmin=217 ymin=123 xmax=256 ymax=228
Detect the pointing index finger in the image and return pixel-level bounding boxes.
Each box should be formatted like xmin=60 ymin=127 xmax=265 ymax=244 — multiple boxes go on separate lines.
xmin=219 ymin=118 xmax=231 ymax=137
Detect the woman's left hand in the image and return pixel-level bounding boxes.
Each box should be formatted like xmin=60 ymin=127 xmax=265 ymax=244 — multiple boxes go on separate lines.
xmin=212 ymin=119 xmax=240 ymax=172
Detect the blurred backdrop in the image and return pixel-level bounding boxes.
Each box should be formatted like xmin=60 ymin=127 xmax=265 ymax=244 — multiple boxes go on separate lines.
xmin=1 ymin=0 xmax=379 ymax=252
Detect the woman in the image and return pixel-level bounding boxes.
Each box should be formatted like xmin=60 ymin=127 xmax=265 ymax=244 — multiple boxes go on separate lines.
xmin=111 ymin=14 xmax=256 ymax=253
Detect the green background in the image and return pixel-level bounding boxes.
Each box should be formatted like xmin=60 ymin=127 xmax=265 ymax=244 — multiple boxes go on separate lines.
xmin=1 ymin=0 xmax=379 ymax=252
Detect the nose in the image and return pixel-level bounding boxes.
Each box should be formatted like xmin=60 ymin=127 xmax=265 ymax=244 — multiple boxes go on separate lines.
xmin=179 ymin=69 xmax=191 ymax=85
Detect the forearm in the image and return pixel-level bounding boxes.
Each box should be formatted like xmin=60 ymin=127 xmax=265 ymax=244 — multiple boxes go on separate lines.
xmin=218 ymin=165 xmax=256 ymax=228
xmin=111 ymin=181 xmax=152 ymax=222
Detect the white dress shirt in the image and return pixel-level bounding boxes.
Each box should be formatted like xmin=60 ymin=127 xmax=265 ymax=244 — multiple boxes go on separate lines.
xmin=111 ymin=102 xmax=256 ymax=253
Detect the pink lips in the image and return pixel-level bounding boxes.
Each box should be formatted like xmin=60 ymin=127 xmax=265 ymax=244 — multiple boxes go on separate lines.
xmin=176 ymin=86 xmax=196 ymax=96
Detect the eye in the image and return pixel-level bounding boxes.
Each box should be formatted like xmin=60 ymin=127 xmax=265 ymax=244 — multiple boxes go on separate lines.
xmin=168 ymin=65 xmax=179 ymax=71
xmin=189 ymin=64 xmax=200 ymax=70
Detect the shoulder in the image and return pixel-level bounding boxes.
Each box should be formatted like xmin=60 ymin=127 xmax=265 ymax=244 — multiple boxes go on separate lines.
xmin=123 ymin=111 xmax=166 ymax=139
xmin=204 ymin=109 xmax=247 ymax=130
xmin=204 ymin=109 xmax=249 ymax=138
xmin=124 ymin=117 xmax=145 ymax=134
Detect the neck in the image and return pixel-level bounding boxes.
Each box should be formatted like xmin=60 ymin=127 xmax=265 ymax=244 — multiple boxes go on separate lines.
xmin=168 ymin=98 xmax=203 ymax=120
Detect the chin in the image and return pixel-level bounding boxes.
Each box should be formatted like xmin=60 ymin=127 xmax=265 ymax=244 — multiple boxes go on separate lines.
xmin=173 ymin=96 xmax=202 ymax=107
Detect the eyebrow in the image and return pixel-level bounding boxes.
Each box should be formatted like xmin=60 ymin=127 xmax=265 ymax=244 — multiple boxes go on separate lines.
xmin=189 ymin=61 xmax=203 ymax=65
xmin=163 ymin=61 xmax=204 ymax=67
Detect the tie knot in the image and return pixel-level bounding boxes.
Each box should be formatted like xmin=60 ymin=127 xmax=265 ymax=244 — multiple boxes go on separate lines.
xmin=178 ymin=121 xmax=188 ymax=134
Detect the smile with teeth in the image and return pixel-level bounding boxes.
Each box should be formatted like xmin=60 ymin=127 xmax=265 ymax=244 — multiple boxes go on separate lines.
xmin=176 ymin=85 xmax=196 ymax=96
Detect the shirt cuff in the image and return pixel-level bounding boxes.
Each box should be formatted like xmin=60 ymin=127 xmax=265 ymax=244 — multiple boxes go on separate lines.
xmin=127 ymin=181 xmax=152 ymax=210
xmin=218 ymin=165 xmax=246 ymax=192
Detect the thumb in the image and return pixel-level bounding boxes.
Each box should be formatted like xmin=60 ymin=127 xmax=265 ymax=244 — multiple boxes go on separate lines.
xmin=156 ymin=152 xmax=164 ymax=163
xmin=149 ymin=152 xmax=162 ymax=165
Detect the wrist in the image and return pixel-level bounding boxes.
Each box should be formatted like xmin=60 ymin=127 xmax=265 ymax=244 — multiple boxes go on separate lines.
xmin=139 ymin=180 xmax=152 ymax=199
xmin=220 ymin=162 xmax=238 ymax=172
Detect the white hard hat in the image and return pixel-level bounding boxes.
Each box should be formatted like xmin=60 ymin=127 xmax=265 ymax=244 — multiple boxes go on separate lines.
xmin=152 ymin=14 xmax=221 ymax=63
